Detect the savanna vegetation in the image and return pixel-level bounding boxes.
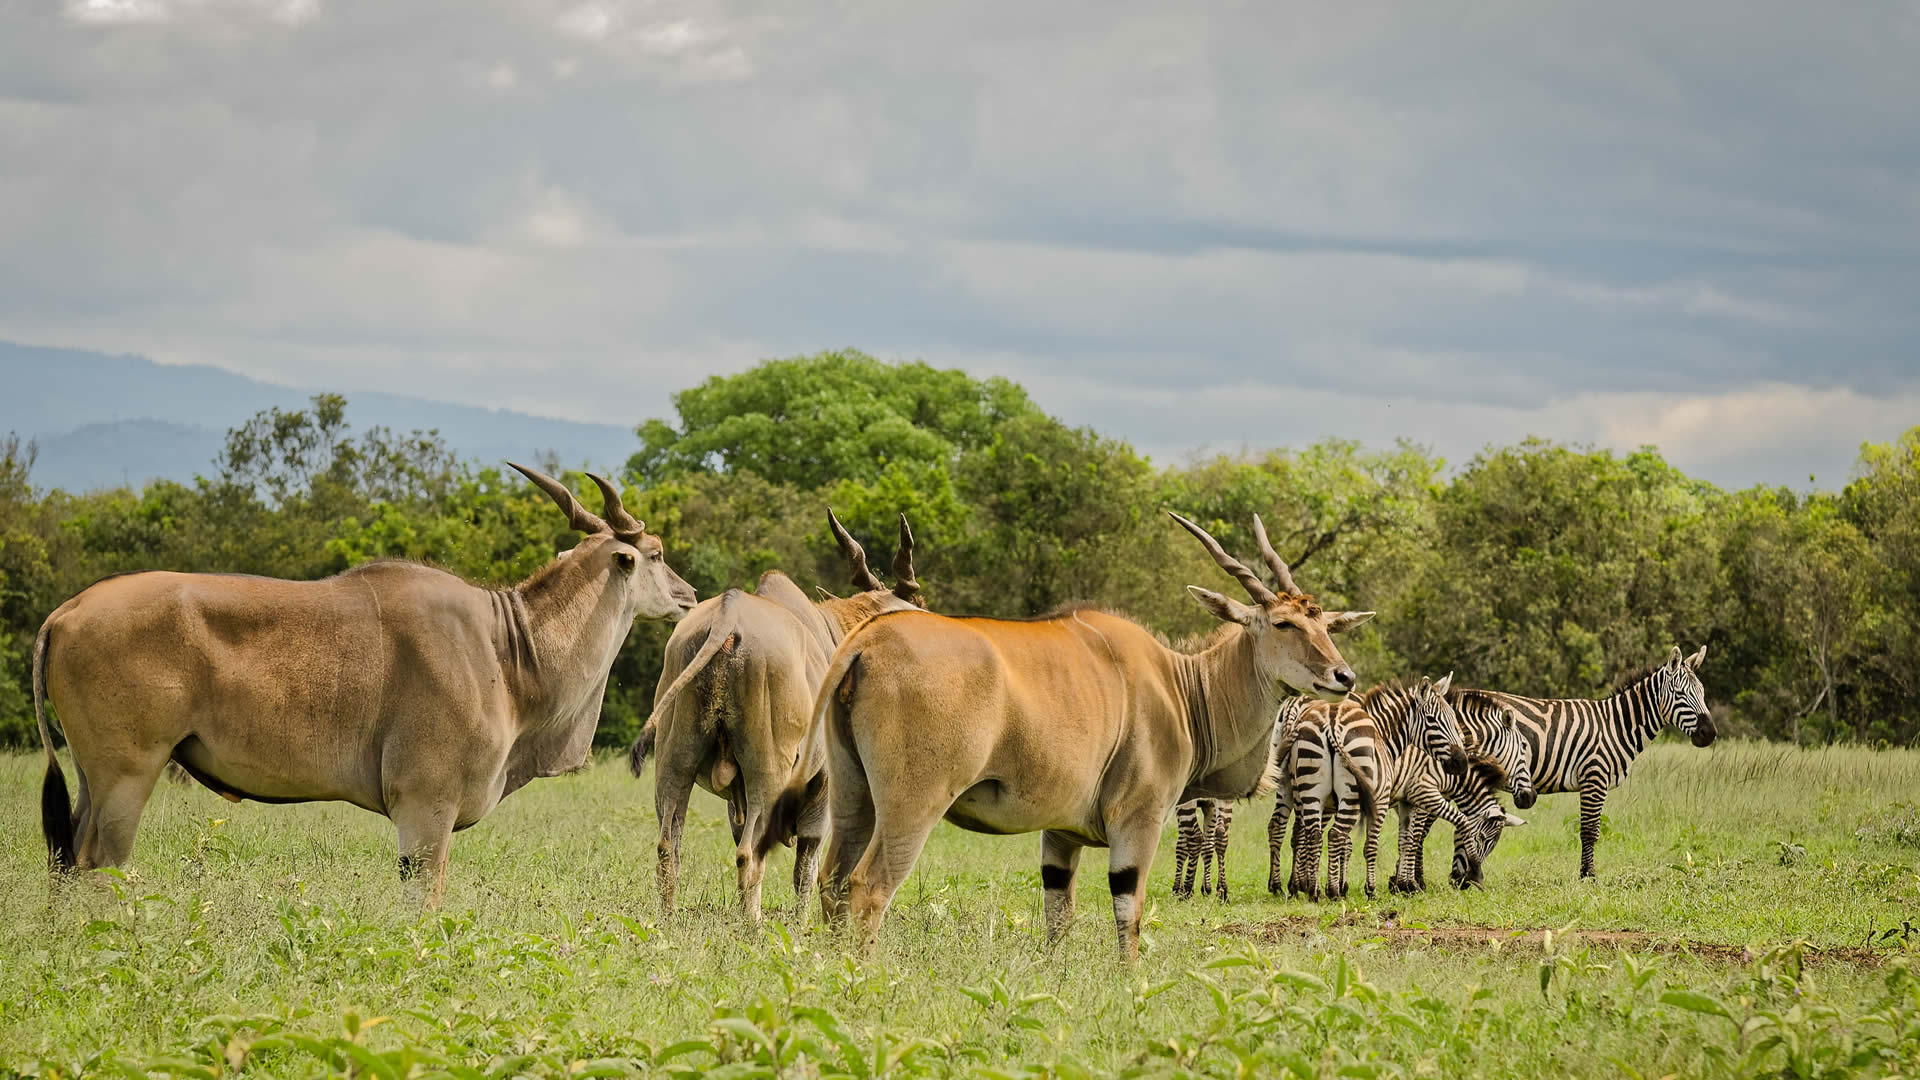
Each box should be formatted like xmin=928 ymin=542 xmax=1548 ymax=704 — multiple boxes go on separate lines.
xmin=4 ymin=351 xmax=1920 ymax=1077
xmin=4 ymin=742 xmax=1920 ymax=1076
xmin=2 ymin=350 xmax=1915 ymax=750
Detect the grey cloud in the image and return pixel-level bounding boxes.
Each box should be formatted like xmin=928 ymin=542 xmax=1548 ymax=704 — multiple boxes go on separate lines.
xmin=0 ymin=0 xmax=1914 ymax=487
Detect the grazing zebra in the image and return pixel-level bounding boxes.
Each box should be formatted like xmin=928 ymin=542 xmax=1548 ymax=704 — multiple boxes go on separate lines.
xmin=1170 ymin=800 xmax=1232 ymax=900
xmin=1387 ymin=696 xmax=1537 ymax=893
xmin=1470 ymin=646 xmax=1715 ymax=878
xmin=1278 ymin=675 xmax=1469 ymax=900
xmin=1449 ymin=797 xmax=1529 ymax=890
xmin=1393 ymin=700 xmax=1537 ymax=891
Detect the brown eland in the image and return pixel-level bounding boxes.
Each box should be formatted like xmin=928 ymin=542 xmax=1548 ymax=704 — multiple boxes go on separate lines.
xmin=630 ymin=510 xmax=926 ymax=920
xmin=34 ymin=464 xmax=695 ymax=904
xmin=813 ymin=512 xmax=1372 ymax=960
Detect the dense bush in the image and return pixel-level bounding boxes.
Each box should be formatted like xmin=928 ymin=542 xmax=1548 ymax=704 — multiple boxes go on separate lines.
xmin=1 ymin=353 xmax=1914 ymax=748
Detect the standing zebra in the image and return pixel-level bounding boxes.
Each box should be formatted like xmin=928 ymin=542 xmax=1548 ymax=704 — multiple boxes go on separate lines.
xmin=1391 ymin=699 xmax=1536 ymax=892
xmin=1469 ymin=646 xmax=1715 ymax=878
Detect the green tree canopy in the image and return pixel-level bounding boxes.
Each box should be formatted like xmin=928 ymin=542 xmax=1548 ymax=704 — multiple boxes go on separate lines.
xmin=627 ymin=349 xmax=1039 ymax=489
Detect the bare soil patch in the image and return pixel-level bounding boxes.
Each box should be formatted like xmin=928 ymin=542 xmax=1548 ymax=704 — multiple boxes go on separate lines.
xmin=1218 ymin=914 xmax=1888 ymax=967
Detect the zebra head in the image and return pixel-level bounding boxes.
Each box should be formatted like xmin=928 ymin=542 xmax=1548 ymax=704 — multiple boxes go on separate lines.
xmin=1415 ymin=672 xmax=1469 ymax=777
xmin=1659 ymin=645 xmax=1716 ymax=747
xmin=1480 ymin=707 xmax=1536 ymax=810
xmin=1451 ymin=804 xmax=1527 ymax=889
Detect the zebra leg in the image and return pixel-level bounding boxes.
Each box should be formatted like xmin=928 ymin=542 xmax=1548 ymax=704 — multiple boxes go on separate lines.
xmin=1390 ymin=804 xmax=1419 ymax=894
xmin=1172 ymin=802 xmax=1199 ymax=899
xmin=1211 ymin=803 xmax=1232 ymax=902
xmin=1324 ymin=802 xmax=1357 ymax=900
xmin=1290 ymin=808 xmax=1324 ymax=902
xmin=1579 ymin=784 xmax=1605 ymax=879
xmin=1411 ymin=811 xmax=1433 ymax=890
xmin=1198 ymin=802 xmax=1216 ymax=896
xmin=1362 ymin=805 xmax=1381 ymax=899
xmin=1266 ymin=802 xmax=1289 ymax=894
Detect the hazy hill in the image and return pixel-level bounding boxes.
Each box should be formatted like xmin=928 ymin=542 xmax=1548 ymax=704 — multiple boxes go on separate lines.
xmin=1 ymin=342 xmax=638 ymax=492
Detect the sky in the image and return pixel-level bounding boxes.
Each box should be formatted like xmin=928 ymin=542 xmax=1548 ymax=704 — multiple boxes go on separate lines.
xmin=2 ymin=1 xmax=1916 ymax=489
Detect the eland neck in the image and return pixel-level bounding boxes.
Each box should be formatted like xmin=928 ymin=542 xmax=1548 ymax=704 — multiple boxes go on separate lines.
xmin=508 ymin=558 xmax=635 ymax=740
xmin=1176 ymin=628 xmax=1287 ymax=787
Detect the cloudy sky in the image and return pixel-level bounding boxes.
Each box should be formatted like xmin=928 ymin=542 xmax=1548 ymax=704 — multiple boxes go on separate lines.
xmin=3 ymin=0 xmax=1915 ymax=487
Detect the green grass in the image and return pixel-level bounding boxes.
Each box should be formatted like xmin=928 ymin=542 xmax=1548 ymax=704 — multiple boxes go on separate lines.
xmin=5 ymin=737 xmax=1920 ymax=1078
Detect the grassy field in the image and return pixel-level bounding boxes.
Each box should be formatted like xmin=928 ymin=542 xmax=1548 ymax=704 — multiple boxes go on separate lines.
xmin=5 ymin=738 xmax=1920 ymax=1078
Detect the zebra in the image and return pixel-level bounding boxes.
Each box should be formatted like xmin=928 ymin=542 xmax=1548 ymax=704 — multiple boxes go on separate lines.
xmin=1277 ymin=675 xmax=1468 ymax=900
xmin=1391 ymin=697 xmax=1537 ymax=892
xmin=1171 ymin=800 xmax=1233 ymax=900
xmin=1469 ymin=645 xmax=1715 ymax=878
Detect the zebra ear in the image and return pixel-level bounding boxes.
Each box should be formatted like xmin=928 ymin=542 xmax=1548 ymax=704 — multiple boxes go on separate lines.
xmin=1433 ymin=671 xmax=1453 ymax=697
xmin=1504 ymin=813 xmax=1528 ymax=827
xmin=1668 ymin=645 xmax=1685 ymax=666
xmin=1502 ymin=708 xmax=1519 ymax=731
xmin=1685 ymin=645 xmax=1707 ymax=670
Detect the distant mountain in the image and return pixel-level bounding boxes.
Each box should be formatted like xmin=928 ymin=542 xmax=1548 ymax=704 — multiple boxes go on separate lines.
xmin=1 ymin=342 xmax=639 ymax=492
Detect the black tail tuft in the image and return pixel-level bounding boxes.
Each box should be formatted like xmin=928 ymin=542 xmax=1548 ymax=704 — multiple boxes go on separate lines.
xmin=627 ymin=724 xmax=656 ymax=778
xmin=42 ymin=759 xmax=75 ymax=872
xmin=758 ymin=786 xmax=808 ymax=860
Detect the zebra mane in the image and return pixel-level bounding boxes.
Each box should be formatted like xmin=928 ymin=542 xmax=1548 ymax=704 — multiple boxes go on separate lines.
xmin=1608 ymin=664 xmax=1668 ymax=694
xmin=1465 ymin=751 xmax=1510 ymax=788
xmin=1448 ymin=687 xmax=1505 ymax=714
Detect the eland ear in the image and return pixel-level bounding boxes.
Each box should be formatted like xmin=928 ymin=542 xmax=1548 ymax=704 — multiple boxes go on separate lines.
xmin=1504 ymin=813 xmax=1528 ymax=828
xmin=1325 ymin=610 xmax=1375 ymax=634
xmin=1685 ymin=644 xmax=1707 ymax=670
xmin=1434 ymin=671 xmax=1453 ymax=697
xmin=1187 ymin=585 xmax=1256 ymax=626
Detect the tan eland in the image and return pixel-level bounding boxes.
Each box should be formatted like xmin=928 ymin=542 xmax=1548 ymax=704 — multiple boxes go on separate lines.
xmin=630 ymin=510 xmax=925 ymax=920
xmin=34 ymin=464 xmax=695 ymax=903
xmin=813 ymin=512 xmax=1373 ymax=959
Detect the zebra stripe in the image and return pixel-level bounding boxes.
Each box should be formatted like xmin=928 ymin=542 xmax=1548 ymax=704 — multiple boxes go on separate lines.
xmin=1273 ymin=677 xmax=1472 ymax=901
xmin=1392 ymin=696 xmax=1537 ymax=892
xmin=1469 ymin=645 xmax=1714 ymax=878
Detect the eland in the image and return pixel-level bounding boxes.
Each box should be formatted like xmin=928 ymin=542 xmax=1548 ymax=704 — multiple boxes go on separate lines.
xmin=813 ymin=512 xmax=1372 ymax=959
xmin=34 ymin=463 xmax=694 ymax=903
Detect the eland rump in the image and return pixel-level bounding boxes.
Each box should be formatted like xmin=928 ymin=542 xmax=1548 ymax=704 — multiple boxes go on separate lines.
xmin=631 ymin=510 xmax=926 ymax=921
xmin=34 ymin=464 xmax=695 ymax=903
xmin=814 ymin=512 xmax=1373 ymax=960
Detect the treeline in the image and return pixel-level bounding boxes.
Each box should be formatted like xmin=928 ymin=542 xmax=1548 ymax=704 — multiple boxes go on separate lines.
xmin=2 ymin=351 xmax=1915 ymax=749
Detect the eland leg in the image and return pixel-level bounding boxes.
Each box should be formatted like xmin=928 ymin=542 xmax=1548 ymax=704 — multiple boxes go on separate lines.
xmin=1106 ymin=815 xmax=1163 ymax=963
xmin=652 ymin=754 xmax=698 ymax=916
xmin=846 ymin=811 xmax=940 ymax=955
xmin=73 ymin=755 xmax=167 ymax=872
xmin=392 ymin=798 xmax=458 ymax=907
xmin=1041 ymin=830 xmax=1084 ymax=945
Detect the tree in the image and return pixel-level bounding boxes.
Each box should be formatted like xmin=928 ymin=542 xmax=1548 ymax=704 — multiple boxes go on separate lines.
xmin=627 ymin=349 xmax=1039 ymax=489
xmin=1394 ymin=441 xmax=1723 ymax=698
